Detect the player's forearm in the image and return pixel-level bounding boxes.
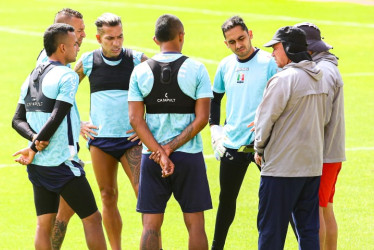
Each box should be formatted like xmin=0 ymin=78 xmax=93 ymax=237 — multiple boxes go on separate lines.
xmin=130 ymin=116 xmax=164 ymax=153
xmin=166 ymin=98 xmax=210 ymax=152
xmin=30 ymin=101 xmax=72 ymax=152
xmin=209 ymin=91 xmax=224 ymax=126
xmin=12 ymin=104 xmax=36 ymax=141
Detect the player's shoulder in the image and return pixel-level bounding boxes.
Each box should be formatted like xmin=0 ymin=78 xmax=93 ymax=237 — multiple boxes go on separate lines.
xmin=48 ymin=65 xmax=78 ymax=80
xmin=79 ymin=50 xmax=95 ymax=61
xmin=255 ymin=49 xmax=275 ymax=63
xmin=219 ymin=54 xmax=236 ymax=64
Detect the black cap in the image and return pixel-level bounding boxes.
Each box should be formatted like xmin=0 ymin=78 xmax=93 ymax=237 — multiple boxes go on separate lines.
xmin=294 ymin=22 xmax=333 ymax=52
xmin=264 ymin=26 xmax=312 ymax=63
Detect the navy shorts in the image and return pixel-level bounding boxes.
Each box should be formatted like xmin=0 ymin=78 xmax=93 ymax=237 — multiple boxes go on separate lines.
xmin=137 ymin=152 xmax=212 ymax=214
xmin=88 ymin=137 xmax=140 ymax=161
xmin=28 ymin=161 xmax=98 ymax=219
xmin=27 ymin=161 xmax=85 ymax=193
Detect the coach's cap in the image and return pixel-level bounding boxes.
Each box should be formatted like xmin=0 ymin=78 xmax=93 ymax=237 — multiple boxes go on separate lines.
xmin=264 ymin=26 xmax=312 ymax=62
xmin=294 ymin=22 xmax=333 ymax=52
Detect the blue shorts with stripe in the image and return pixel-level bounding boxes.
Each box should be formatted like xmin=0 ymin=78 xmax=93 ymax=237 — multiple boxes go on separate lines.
xmin=88 ymin=137 xmax=140 ymax=161
xmin=27 ymin=160 xmax=85 ymax=193
xmin=137 ymin=151 xmax=212 ymax=214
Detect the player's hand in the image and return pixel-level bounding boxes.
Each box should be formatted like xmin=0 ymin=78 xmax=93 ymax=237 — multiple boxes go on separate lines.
xmin=35 ymin=140 xmax=49 ymax=151
xmin=149 ymin=150 xmax=161 ymax=164
xmin=159 ymin=153 xmax=174 ymax=178
xmin=126 ymin=129 xmax=142 ymax=145
xmin=80 ymin=121 xmax=98 ymax=141
xmin=32 ymin=134 xmax=49 ymax=151
xmin=254 ymin=152 xmax=262 ymax=166
xmin=210 ymin=125 xmax=226 ymax=161
xmin=13 ymin=147 xmax=36 ymax=165
xmin=247 ymin=121 xmax=255 ymax=132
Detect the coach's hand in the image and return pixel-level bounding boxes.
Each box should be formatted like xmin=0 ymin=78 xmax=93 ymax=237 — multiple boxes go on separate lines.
xmin=126 ymin=129 xmax=142 ymax=145
xmin=80 ymin=121 xmax=98 ymax=140
xmin=13 ymin=147 xmax=36 ymax=165
xmin=254 ymin=152 xmax=262 ymax=166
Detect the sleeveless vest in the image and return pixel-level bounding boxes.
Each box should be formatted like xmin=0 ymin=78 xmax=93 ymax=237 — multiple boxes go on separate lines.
xmin=89 ymin=49 xmax=134 ymax=93
xmin=144 ymin=56 xmax=195 ymax=114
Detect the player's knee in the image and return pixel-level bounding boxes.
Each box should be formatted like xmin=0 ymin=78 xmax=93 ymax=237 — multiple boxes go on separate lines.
xmin=82 ymin=210 xmax=102 ymax=226
xmin=100 ymin=187 xmax=118 ymax=205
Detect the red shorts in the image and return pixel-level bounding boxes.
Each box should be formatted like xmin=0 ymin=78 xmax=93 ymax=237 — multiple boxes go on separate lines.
xmin=319 ymin=162 xmax=342 ymax=207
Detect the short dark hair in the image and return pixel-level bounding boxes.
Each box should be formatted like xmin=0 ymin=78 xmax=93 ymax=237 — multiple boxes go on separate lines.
xmin=155 ymin=14 xmax=183 ymax=42
xmin=54 ymin=8 xmax=83 ymax=23
xmin=221 ymin=16 xmax=248 ymax=38
xmin=44 ymin=23 xmax=75 ymax=56
xmin=95 ymin=13 xmax=122 ymax=34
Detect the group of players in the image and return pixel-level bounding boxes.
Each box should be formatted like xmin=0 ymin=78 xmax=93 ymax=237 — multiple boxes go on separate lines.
xmin=11 ymin=7 xmax=344 ymax=250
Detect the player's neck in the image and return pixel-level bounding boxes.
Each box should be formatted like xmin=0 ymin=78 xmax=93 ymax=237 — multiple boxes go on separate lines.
xmin=159 ymin=40 xmax=182 ymax=53
xmin=48 ymin=54 xmax=67 ymax=66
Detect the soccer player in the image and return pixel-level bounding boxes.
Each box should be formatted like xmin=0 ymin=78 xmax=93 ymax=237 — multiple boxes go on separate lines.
xmin=128 ymin=14 xmax=213 ymax=249
xmin=254 ymin=26 xmax=328 ymax=250
xmin=37 ymin=8 xmax=86 ymax=66
xmin=209 ymin=16 xmax=278 ymax=250
xmin=32 ymin=8 xmax=88 ymax=249
xmin=72 ymin=13 xmax=147 ymax=249
xmin=12 ymin=23 xmax=106 ymax=249
xmin=295 ymin=22 xmax=345 ymax=250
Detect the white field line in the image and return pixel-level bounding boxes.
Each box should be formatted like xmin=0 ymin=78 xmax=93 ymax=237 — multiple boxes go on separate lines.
xmin=0 ymin=26 xmax=219 ymax=65
xmin=2 ymin=147 xmax=374 ymax=169
xmin=3 ymin=25 xmax=374 ymax=72
xmin=37 ymin=0 xmax=374 ymax=29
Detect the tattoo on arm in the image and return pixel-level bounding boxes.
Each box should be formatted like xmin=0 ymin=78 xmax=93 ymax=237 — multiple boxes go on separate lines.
xmin=51 ymin=219 xmax=68 ymax=250
xmin=74 ymin=60 xmax=86 ymax=83
xmin=125 ymin=145 xmax=142 ymax=185
xmin=141 ymin=229 xmax=160 ymax=250
xmin=168 ymin=123 xmax=194 ymax=152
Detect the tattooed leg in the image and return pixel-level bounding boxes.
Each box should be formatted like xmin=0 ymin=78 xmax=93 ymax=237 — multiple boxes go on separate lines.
xmin=141 ymin=214 xmax=163 ymax=250
xmin=120 ymin=145 xmax=142 ymax=197
xmin=51 ymin=219 xmax=67 ymax=250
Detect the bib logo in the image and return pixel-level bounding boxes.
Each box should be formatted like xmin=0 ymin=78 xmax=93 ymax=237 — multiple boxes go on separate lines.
xmin=237 ymin=73 xmax=245 ymax=84
xmin=157 ymin=92 xmax=176 ymax=103
xmin=26 ymin=101 xmax=44 ymax=107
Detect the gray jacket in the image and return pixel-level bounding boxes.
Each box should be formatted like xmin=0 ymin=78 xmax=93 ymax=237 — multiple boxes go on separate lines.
xmin=313 ymin=52 xmax=346 ymax=163
xmin=254 ymin=60 xmax=328 ymax=177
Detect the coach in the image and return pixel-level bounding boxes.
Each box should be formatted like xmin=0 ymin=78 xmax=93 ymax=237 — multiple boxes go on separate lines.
xmin=254 ymin=26 xmax=328 ymax=250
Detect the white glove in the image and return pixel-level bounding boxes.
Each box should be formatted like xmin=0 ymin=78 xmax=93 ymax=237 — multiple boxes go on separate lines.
xmin=210 ymin=125 xmax=226 ymax=161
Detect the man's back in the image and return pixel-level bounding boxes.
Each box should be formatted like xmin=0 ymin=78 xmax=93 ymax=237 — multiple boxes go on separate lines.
xmin=255 ymin=60 xmax=328 ymax=177
xmin=313 ymin=51 xmax=345 ymax=163
xmin=129 ymin=53 xmax=212 ymax=154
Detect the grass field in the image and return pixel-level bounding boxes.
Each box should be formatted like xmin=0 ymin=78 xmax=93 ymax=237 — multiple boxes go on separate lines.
xmin=1 ymin=0 xmax=373 ymax=249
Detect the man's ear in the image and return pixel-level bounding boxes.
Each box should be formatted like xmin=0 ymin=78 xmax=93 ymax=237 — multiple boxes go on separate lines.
xmin=153 ymin=36 xmax=161 ymax=46
xmin=224 ymin=40 xmax=229 ymax=48
xmin=248 ymin=30 xmax=253 ymax=39
xmin=59 ymin=43 xmax=66 ymax=54
xmin=96 ymin=34 xmax=101 ymax=43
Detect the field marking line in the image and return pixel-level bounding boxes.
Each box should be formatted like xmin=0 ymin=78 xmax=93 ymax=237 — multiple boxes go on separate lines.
xmin=1 ymin=147 xmax=373 ymax=169
xmin=2 ymin=25 xmax=374 ymax=73
xmin=37 ymin=0 xmax=374 ymax=29
xmin=0 ymin=26 xmax=219 ymax=65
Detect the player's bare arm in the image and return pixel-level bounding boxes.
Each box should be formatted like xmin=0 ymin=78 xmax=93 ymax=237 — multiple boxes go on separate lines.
xmin=164 ymin=98 xmax=210 ymax=154
xmin=140 ymin=54 xmax=149 ymax=62
xmin=74 ymin=58 xmax=86 ymax=83
xmin=129 ymin=101 xmax=174 ymax=176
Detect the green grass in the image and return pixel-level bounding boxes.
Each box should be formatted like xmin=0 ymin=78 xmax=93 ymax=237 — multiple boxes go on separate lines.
xmin=1 ymin=0 xmax=373 ymax=249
